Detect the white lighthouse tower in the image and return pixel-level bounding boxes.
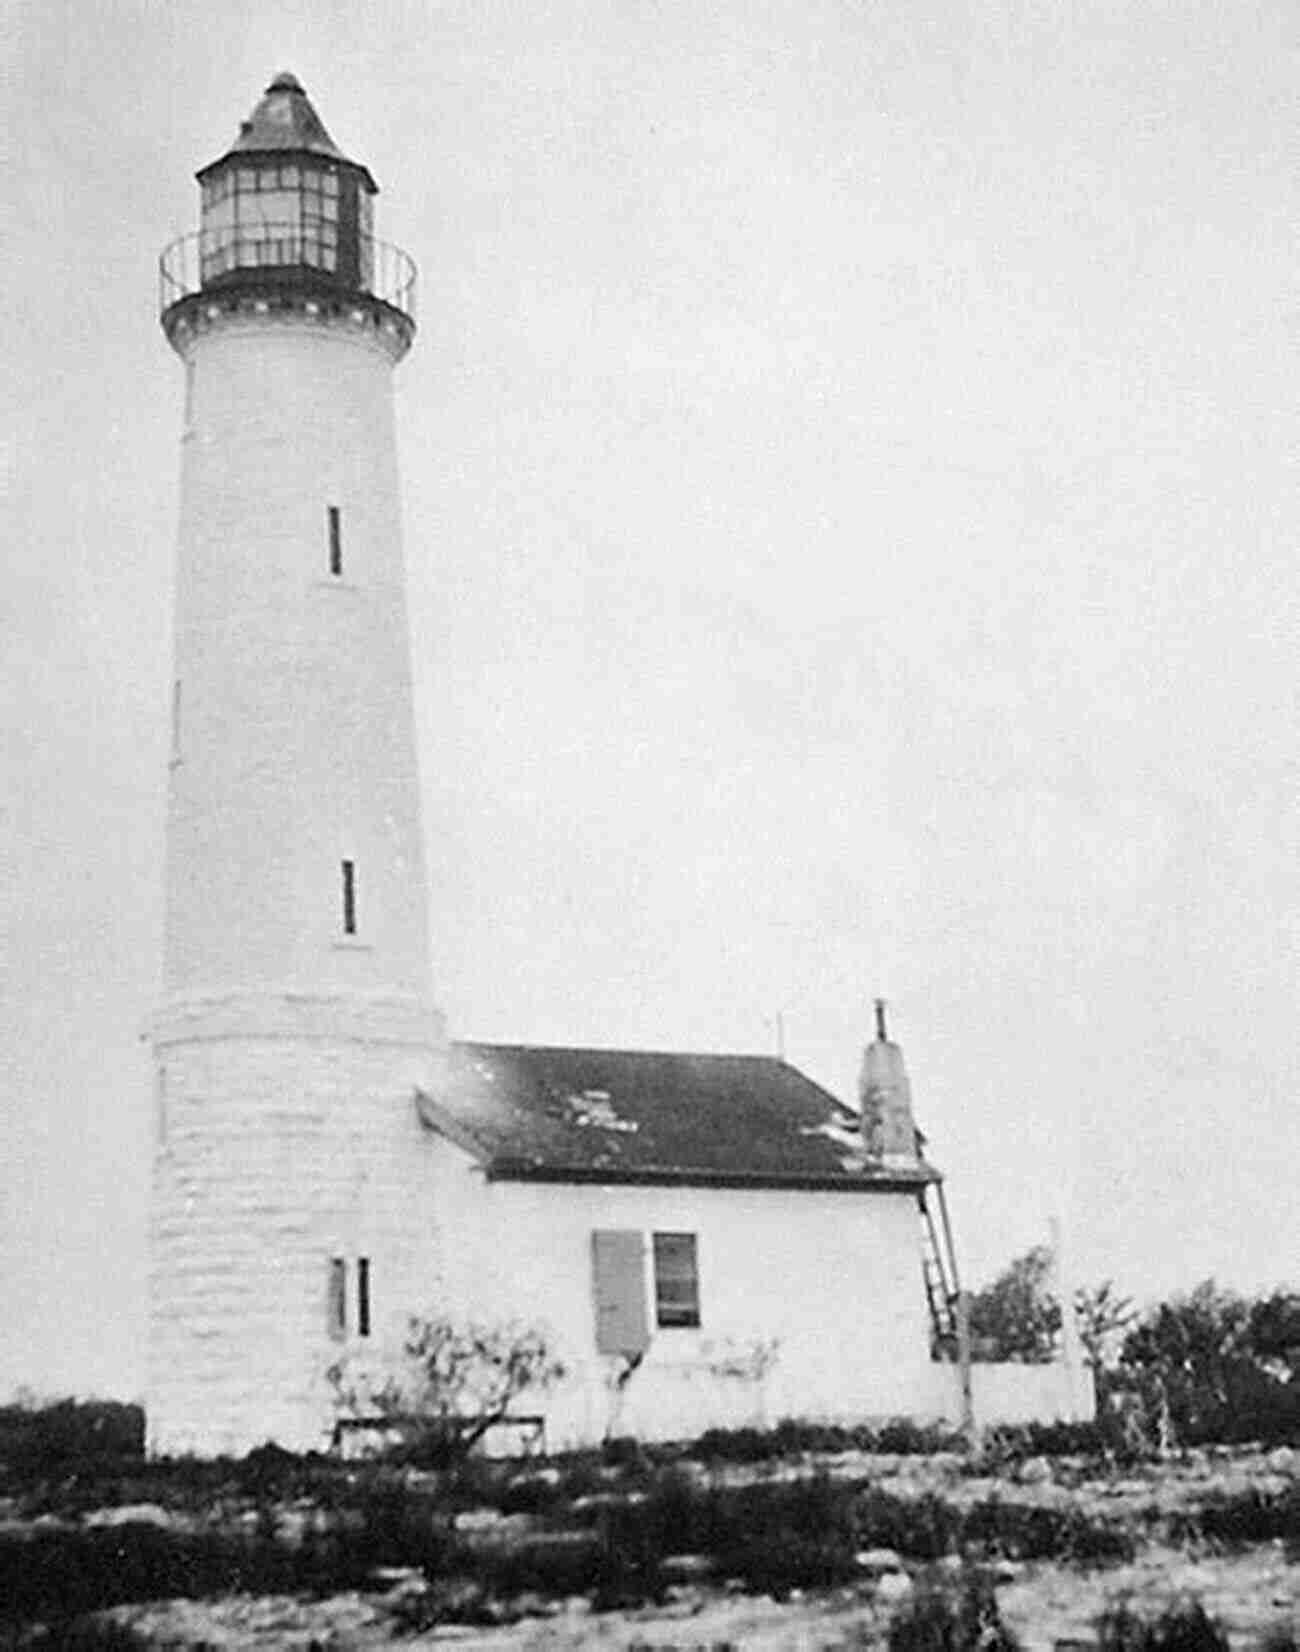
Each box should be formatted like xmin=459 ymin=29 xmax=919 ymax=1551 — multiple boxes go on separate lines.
xmin=149 ymin=74 xmax=444 ymax=1455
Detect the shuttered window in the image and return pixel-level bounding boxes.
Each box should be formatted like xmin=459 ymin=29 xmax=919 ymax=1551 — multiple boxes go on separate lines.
xmin=653 ymin=1232 xmax=700 ymax=1328
xmin=591 ymin=1229 xmax=650 ymax=1356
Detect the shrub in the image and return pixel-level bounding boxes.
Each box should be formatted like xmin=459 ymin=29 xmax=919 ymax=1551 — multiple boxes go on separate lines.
xmin=572 ymin=1465 xmax=867 ymax=1602
xmin=555 ymin=1452 xmax=605 ymax=1500
xmin=875 ymin=1418 xmax=940 ymax=1455
xmin=983 ymin=1419 xmax=1108 ymax=1461
xmin=600 ymin=1433 xmax=649 ymax=1471
xmin=770 ymin=1417 xmax=854 ymax=1455
xmin=854 ymin=1488 xmax=958 ymax=1561
xmin=1096 ymin=1598 xmax=1230 ymax=1652
xmin=968 ymin=1246 xmax=1061 ymax=1363
xmin=0 ymin=1469 xmax=464 ymax=1620
xmin=352 ymin=1477 xmax=454 ymax=1577
xmin=957 ymin=1495 xmax=1133 ymax=1563
xmin=234 ymin=1440 xmax=318 ymax=1498
xmin=495 ymin=1470 xmax=563 ymax=1516
xmin=888 ymin=1571 xmax=1020 ymax=1652
xmin=0 ymin=1524 xmax=262 ymax=1618
xmin=686 ymin=1417 xmax=964 ymax=1464
xmin=1187 ymin=1482 xmax=1300 ymax=1548
xmin=715 ymin=1471 xmax=860 ymax=1596
xmin=328 ymin=1314 xmax=565 ymax=1468
xmin=1119 ymin=1282 xmax=1300 ymax=1448
xmin=0 ymin=1398 xmax=145 ymax=1481
xmin=690 ymin=1425 xmax=774 ymax=1463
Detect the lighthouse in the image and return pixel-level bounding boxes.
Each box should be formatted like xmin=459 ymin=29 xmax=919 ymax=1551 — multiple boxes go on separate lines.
xmin=149 ymin=74 xmax=444 ymax=1455
xmin=139 ymin=71 xmax=1005 ymax=1461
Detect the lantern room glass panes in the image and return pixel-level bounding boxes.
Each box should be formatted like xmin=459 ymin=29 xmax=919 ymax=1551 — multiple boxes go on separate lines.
xmin=358 ymin=189 xmax=375 ymax=291
xmin=200 ymin=160 xmax=341 ymax=283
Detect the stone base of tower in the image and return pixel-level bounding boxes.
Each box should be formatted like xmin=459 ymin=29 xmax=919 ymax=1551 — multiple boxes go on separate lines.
xmin=147 ymin=998 xmax=446 ymax=1457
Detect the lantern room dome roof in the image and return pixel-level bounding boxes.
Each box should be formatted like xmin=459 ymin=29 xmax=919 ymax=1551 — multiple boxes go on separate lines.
xmin=198 ymin=71 xmax=375 ymax=188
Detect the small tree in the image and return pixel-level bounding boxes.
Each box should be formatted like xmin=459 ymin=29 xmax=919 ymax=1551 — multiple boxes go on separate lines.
xmin=1247 ymin=1288 xmax=1300 ymax=1384
xmin=329 ymin=1313 xmax=566 ymax=1464
xmin=1074 ymin=1280 xmax=1136 ymax=1373
xmin=968 ymin=1246 xmax=1062 ymax=1363
xmin=1118 ymin=1280 xmax=1299 ymax=1446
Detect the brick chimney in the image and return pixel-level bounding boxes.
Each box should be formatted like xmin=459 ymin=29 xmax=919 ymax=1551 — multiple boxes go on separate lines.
xmin=858 ymin=999 xmax=920 ymax=1163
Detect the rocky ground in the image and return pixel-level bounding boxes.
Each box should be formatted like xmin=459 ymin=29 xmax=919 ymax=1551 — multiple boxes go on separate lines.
xmin=89 ymin=1544 xmax=1296 ymax=1652
xmin=10 ymin=1447 xmax=1298 ymax=1650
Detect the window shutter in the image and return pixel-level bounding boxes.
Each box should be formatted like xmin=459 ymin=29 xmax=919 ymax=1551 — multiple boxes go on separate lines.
xmin=591 ymin=1229 xmax=649 ymax=1356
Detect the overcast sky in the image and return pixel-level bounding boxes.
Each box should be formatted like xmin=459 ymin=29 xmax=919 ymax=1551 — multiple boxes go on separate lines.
xmin=2 ymin=0 xmax=1296 ymax=1400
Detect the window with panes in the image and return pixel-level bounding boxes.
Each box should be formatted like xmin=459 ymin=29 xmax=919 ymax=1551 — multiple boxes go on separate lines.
xmin=652 ymin=1232 xmax=701 ymax=1328
xmin=200 ymin=161 xmax=340 ymax=283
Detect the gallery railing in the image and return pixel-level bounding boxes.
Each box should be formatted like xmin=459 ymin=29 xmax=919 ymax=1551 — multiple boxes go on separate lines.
xmin=159 ymin=228 xmax=417 ymax=322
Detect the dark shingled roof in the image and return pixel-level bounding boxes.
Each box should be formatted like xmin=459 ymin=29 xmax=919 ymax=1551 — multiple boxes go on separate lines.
xmin=415 ymin=1042 xmax=939 ymax=1191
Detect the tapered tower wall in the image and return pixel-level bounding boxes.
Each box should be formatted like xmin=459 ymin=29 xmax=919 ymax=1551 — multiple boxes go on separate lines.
xmin=148 ymin=97 xmax=444 ymax=1451
xmin=163 ymin=314 xmax=431 ymax=1006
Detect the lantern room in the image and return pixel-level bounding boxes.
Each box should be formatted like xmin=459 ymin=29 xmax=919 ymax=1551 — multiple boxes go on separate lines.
xmin=196 ymin=72 xmax=375 ymax=291
xmin=159 ymin=72 xmax=416 ymax=350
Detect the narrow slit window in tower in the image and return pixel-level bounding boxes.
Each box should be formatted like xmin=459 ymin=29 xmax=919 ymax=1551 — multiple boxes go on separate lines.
xmin=327 ymin=505 xmax=342 ymax=576
xmin=328 ymin=1258 xmax=347 ymax=1340
xmin=357 ymin=1257 xmax=371 ymax=1338
xmin=341 ymin=859 xmax=357 ymax=934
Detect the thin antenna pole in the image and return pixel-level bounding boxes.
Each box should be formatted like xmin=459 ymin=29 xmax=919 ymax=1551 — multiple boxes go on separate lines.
xmin=874 ymin=997 xmax=889 ymax=1042
xmin=775 ymin=1011 xmax=786 ymax=1061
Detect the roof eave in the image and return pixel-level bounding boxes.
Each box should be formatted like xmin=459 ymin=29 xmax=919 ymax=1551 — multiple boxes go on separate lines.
xmin=484 ymin=1160 xmax=942 ymax=1193
xmin=195 ymin=151 xmax=378 ymax=192
xmin=413 ymin=1089 xmax=493 ymax=1165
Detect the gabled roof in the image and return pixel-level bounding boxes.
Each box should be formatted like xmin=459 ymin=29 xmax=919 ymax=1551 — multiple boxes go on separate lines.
xmin=199 ymin=72 xmax=375 ymax=188
xmin=416 ymin=1042 xmax=939 ymax=1191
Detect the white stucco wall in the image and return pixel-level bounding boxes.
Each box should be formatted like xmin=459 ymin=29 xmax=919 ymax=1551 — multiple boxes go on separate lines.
xmin=411 ymin=1137 xmax=939 ymax=1451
